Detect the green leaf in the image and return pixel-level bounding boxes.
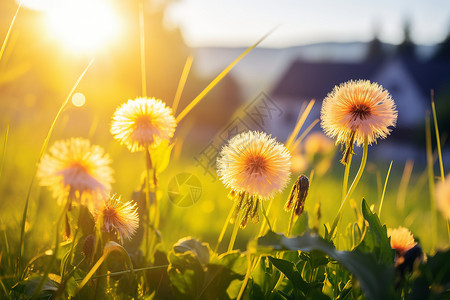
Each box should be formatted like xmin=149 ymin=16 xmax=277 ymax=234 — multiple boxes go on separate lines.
xmin=256 ymin=231 xmax=395 ymax=300
xmin=11 ymin=274 xmax=58 ymax=299
xmin=152 ymin=140 xmax=175 ymax=174
xmin=267 ymin=256 xmax=308 ymax=297
xmin=249 ymin=256 xmax=283 ymax=299
xmin=291 ymin=212 xmax=309 ymax=236
xmin=355 ymin=199 xmax=394 ymax=266
xmin=168 ymin=237 xmax=246 ymax=300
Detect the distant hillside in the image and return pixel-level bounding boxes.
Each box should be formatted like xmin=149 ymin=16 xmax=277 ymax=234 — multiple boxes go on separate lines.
xmin=193 ymin=42 xmax=436 ymax=98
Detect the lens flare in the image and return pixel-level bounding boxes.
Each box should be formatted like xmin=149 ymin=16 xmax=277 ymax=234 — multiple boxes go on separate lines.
xmin=72 ymin=92 xmax=86 ymax=107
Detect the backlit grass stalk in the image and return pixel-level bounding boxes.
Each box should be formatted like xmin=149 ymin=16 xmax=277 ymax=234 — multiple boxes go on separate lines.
xmin=286 ymin=99 xmax=315 ymax=151
xmin=139 ymin=0 xmax=147 ymax=97
xmin=227 ymin=209 xmax=241 ymax=252
xmin=176 ymin=29 xmax=276 ymax=123
xmin=342 ymin=153 xmax=353 ymax=201
xmin=214 ymin=204 xmax=235 ymax=254
xmin=425 ymin=113 xmax=437 ymax=252
xmin=397 ymin=160 xmax=414 ymax=211
xmin=0 ymin=125 xmax=9 ymax=179
xmin=378 ymin=161 xmax=393 ymax=218
xmin=172 ymin=56 xmax=193 ymax=114
xmin=17 ymin=58 xmax=94 ymax=275
xmin=0 ymin=1 xmax=22 ymax=63
xmin=329 ymin=137 xmax=369 ymax=240
xmin=430 ymin=91 xmax=450 ymax=242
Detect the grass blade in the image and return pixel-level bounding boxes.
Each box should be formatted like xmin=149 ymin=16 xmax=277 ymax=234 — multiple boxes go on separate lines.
xmin=0 ymin=1 xmax=22 ymax=64
xmin=172 ymin=56 xmax=193 ymax=114
xmin=286 ymin=99 xmax=315 ymax=150
xmin=175 ymin=28 xmax=276 ymax=123
xmin=430 ymin=90 xmax=445 ymax=183
xmin=396 ymin=160 xmax=413 ymax=211
xmin=0 ymin=125 xmax=9 ymax=179
xmin=378 ymin=161 xmax=393 ymax=218
xmin=17 ymin=58 xmax=95 ymax=276
xmin=139 ymin=0 xmax=147 ymax=97
xmin=425 ymin=112 xmax=437 ymax=252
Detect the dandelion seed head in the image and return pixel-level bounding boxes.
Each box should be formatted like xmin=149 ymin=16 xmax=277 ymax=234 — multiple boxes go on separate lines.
xmin=321 ymin=80 xmax=397 ymax=147
xmin=38 ymin=138 xmax=113 ymax=210
xmin=111 ymin=97 xmax=176 ymax=152
xmin=217 ymin=131 xmax=291 ymax=200
xmin=388 ymin=226 xmax=416 ymax=253
xmin=99 ymin=194 xmax=139 ymax=242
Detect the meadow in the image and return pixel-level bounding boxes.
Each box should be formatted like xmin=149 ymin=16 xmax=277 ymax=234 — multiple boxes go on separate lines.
xmin=0 ymin=1 xmax=450 ymax=300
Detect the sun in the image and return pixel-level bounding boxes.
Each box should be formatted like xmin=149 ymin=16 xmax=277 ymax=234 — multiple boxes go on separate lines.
xmin=43 ymin=0 xmax=121 ymax=53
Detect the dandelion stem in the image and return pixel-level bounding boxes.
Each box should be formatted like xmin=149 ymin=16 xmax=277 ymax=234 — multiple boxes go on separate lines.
xmin=342 ymin=152 xmax=353 ymax=201
xmin=17 ymin=58 xmax=94 ymax=277
xmin=145 ymin=148 xmax=152 ymax=258
xmin=228 ymin=210 xmax=241 ymax=252
xmin=139 ymin=0 xmax=147 ymax=97
xmin=214 ymin=203 xmax=234 ymax=254
xmin=378 ymin=161 xmax=393 ymax=218
xmin=329 ymin=137 xmax=368 ymax=240
xmin=258 ymin=200 xmax=273 ymax=236
xmin=260 ymin=201 xmax=273 ymax=232
xmin=425 ymin=113 xmax=437 ymax=252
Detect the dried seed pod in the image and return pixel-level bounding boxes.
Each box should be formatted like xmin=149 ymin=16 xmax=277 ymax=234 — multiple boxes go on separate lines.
xmin=286 ymin=175 xmax=310 ymax=217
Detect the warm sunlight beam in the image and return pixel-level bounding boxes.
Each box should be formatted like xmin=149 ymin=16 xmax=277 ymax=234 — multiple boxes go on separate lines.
xmin=44 ymin=0 xmax=120 ymax=53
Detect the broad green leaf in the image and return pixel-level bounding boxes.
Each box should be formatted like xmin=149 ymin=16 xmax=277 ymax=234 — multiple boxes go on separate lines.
xmin=355 ymin=199 xmax=394 ymax=266
xmin=256 ymin=231 xmax=395 ymax=300
xmin=267 ymin=256 xmax=308 ymax=296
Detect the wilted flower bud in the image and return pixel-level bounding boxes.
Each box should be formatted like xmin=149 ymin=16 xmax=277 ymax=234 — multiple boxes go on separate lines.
xmin=285 ymin=175 xmax=310 ymax=216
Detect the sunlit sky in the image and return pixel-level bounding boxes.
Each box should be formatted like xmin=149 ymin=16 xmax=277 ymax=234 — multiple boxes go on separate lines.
xmin=19 ymin=0 xmax=450 ymax=49
xmin=166 ymin=0 xmax=450 ymax=47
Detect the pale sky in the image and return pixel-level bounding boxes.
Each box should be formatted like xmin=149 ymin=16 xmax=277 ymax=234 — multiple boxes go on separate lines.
xmin=166 ymin=0 xmax=450 ymax=47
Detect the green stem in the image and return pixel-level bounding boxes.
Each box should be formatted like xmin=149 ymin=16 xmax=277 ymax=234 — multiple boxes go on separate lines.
xmin=342 ymin=153 xmax=353 ymax=201
xmin=258 ymin=199 xmax=273 ymax=236
xmin=214 ymin=203 xmax=235 ymax=254
xmin=145 ymin=148 xmax=152 ymax=258
xmin=228 ymin=210 xmax=241 ymax=252
xmin=378 ymin=161 xmax=393 ymax=218
xmin=260 ymin=201 xmax=273 ymax=232
xmin=329 ymin=138 xmax=369 ymax=240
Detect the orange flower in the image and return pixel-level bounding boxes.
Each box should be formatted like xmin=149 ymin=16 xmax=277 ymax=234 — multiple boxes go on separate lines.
xmin=99 ymin=195 xmax=139 ymax=242
xmin=111 ymin=97 xmax=176 ymax=152
xmin=387 ymin=226 xmax=416 ymax=253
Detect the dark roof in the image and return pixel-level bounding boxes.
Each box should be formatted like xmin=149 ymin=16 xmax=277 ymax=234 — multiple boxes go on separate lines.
xmin=272 ymin=58 xmax=450 ymax=100
xmin=271 ymin=60 xmax=379 ymax=100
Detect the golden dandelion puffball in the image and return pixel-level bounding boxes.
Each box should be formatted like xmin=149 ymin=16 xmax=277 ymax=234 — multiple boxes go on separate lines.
xmin=111 ymin=97 xmax=177 ymax=152
xmin=99 ymin=195 xmax=139 ymax=242
xmin=217 ymin=131 xmax=291 ymax=200
xmin=321 ymin=80 xmax=397 ymax=146
xmin=387 ymin=226 xmax=416 ymax=253
xmin=38 ymin=138 xmax=113 ymax=208
xmin=436 ymin=175 xmax=450 ymax=220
